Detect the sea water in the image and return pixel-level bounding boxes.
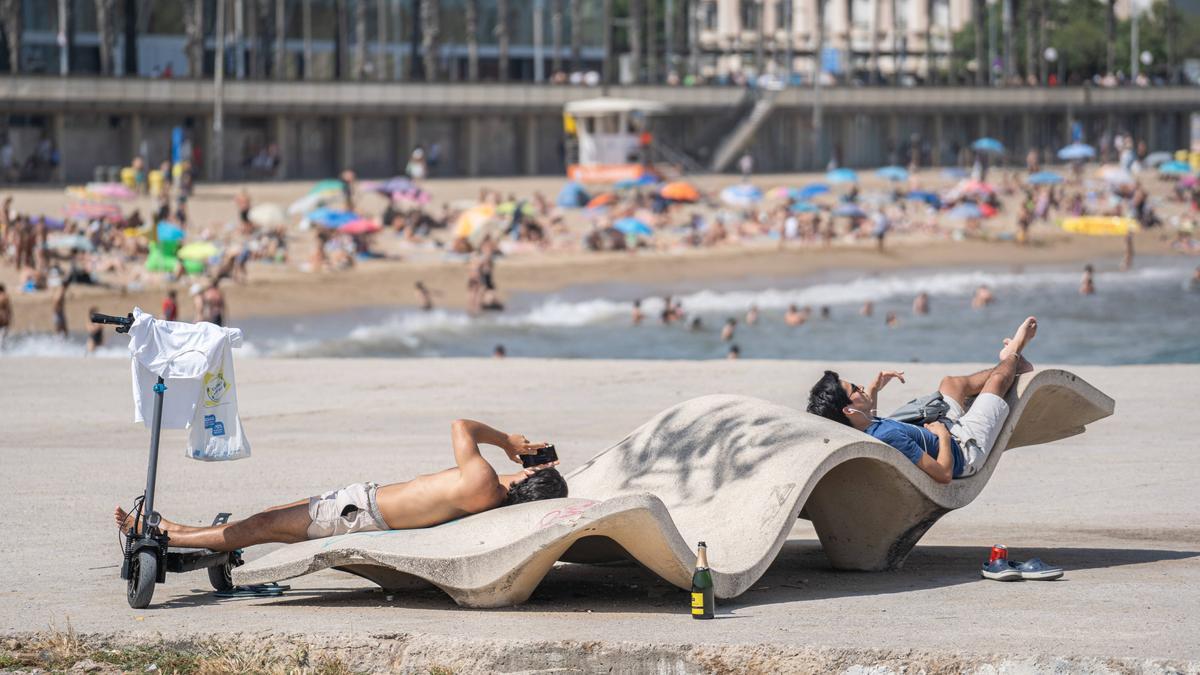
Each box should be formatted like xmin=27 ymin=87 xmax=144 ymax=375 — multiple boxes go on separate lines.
xmin=6 ymin=256 xmax=1198 ymax=365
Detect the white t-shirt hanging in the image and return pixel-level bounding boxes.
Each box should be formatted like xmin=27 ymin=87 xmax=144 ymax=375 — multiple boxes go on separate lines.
xmin=126 ymin=307 xmax=250 ymax=461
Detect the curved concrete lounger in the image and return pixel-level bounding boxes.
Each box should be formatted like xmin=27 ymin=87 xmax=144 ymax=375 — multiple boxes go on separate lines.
xmin=235 ymin=369 xmax=1113 ymax=607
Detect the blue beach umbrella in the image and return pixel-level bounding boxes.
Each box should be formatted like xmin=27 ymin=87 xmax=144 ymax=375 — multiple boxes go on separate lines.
xmin=905 ymin=191 xmax=942 ymax=207
xmin=789 ymin=201 xmax=821 ymax=213
xmin=972 ymin=137 xmax=1005 ymax=155
xmin=720 ymin=184 xmax=764 ymax=207
xmin=613 ymin=217 xmax=653 ymax=237
xmin=556 ymin=182 xmax=590 ymax=208
xmin=1027 ymin=171 xmax=1064 ymax=185
xmin=948 ymin=203 xmax=984 ymax=220
xmin=1158 ymin=160 xmax=1192 ymax=176
xmin=1057 ymin=143 xmax=1096 ymax=161
xmin=615 ymin=174 xmax=660 ymax=189
xmin=157 ymin=221 xmax=185 ymax=243
xmin=876 ymin=166 xmax=909 ymax=182
xmin=826 ymin=168 xmax=859 ymax=184
xmin=307 ymin=207 xmax=358 ymax=229
xmin=797 ymin=183 xmax=831 ymax=199
xmin=941 ymin=167 xmax=969 ymax=179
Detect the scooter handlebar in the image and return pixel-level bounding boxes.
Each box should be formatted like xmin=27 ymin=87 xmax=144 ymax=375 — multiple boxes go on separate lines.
xmin=91 ymin=311 xmax=135 ymax=333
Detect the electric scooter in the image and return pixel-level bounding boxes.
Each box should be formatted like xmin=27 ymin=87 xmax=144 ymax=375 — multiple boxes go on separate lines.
xmin=93 ymin=311 xmax=244 ymax=609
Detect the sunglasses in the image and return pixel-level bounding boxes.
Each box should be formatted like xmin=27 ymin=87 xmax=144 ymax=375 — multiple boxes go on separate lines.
xmin=848 ymin=382 xmax=864 ymax=396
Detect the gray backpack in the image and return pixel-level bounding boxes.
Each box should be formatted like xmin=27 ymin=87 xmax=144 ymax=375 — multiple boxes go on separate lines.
xmin=887 ymin=391 xmax=951 ymax=426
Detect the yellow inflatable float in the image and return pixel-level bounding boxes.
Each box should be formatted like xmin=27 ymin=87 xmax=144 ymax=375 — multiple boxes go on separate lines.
xmin=1061 ymin=216 xmax=1138 ymax=236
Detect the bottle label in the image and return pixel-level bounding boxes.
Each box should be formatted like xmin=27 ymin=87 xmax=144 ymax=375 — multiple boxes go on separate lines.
xmin=691 ymin=592 xmax=705 ymax=614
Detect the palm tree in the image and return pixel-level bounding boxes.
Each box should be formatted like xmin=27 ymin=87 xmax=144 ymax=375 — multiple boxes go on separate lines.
xmin=891 ymin=0 xmax=901 ymax=82
xmin=183 ymin=0 xmax=203 ymax=77
xmin=353 ymin=0 xmax=367 ymax=79
xmin=420 ymin=0 xmax=439 ymax=81
xmin=335 ymin=0 xmax=347 ymax=78
xmin=629 ymin=0 xmax=642 ymax=83
xmin=1023 ymin=0 xmax=1034 ymax=82
xmin=1105 ymin=0 xmax=1115 ymax=74
xmin=466 ymin=0 xmax=478 ymax=80
xmin=973 ymin=0 xmax=986 ymax=85
xmin=0 ymin=0 xmax=19 ymax=74
xmin=279 ymin=0 xmax=289 ymax=79
xmin=924 ymin=0 xmax=934 ymax=83
xmin=95 ymin=0 xmax=117 ymax=75
xmin=551 ymin=0 xmax=563 ymax=74
xmin=570 ymin=0 xmax=581 ymax=71
xmin=374 ymin=0 xmax=386 ymax=80
xmin=496 ymin=0 xmax=509 ymax=81
xmin=602 ymin=0 xmax=613 ymax=83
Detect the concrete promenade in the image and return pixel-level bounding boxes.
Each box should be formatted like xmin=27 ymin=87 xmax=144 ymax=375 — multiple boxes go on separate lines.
xmin=0 ymin=358 xmax=1196 ymax=670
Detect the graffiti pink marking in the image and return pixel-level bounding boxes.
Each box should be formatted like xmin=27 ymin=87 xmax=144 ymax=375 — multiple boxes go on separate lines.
xmin=537 ymin=500 xmax=600 ymax=529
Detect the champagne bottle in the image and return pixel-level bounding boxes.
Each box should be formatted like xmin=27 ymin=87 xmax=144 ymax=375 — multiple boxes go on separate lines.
xmin=691 ymin=541 xmax=714 ymax=619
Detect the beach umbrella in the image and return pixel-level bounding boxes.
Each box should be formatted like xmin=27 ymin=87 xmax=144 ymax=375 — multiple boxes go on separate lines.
xmin=157 ymin=221 xmax=185 ymax=243
xmin=84 ymin=182 xmax=137 ymax=200
xmin=1027 ymin=171 xmax=1064 ymax=185
xmin=876 ymin=166 xmax=909 ymax=182
xmin=1061 ymin=216 xmax=1137 ymax=237
xmin=1178 ymin=175 xmax=1199 ymax=188
xmin=556 ymin=182 xmax=590 ymax=208
xmin=972 ymin=137 xmax=1005 ymax=155
xmin=797 ymin=183 xmax=831 ymax=199
xmin=789 ymin=201 xmax=821 ymax=213
xmin=47 ymin=234 xmax=94 ymax=252
xmin=615 ymin=174 xmax=660 ymax=190
xmin=659 ymin=182 xmax=700 ymax=203
xmin=287 ymin=191 xmax=331 ymax=215
xmin=905 ymin=191 xmax=941 ymax=207
xmin=941 ymin=167 xmax=968 ymax=179
xmin=455 ymin=204 xmax=496 ymax=237
xmin=339 ymin=218 xmax=382 ymax=235
xmin=35 ymin=215 xmax=67 ymax=230
xmin=1097 ymin=165 xmax=1135 ymax=186
xmin=307 ymin=207 xmax=358 ymax=229
xmin=177 ymin=241 xmax=221 ymax=261
xmin=65 ymin=201 xmax=123 ymax=221
xmin=367 ymin=176 xmax=415 ymax=195
xmin=613 ymin=217 xmax=653 ymax=237
xmin=958 ymin=179 xmax=996 ymax=196
xmin=247 ymin=203 xmax=286 ymax=228
xmin=308 ymin=179 xmax=345 ymax=196
xmin=947 ymin=203 xmax=983 ymax=220
xmin=826 ymin=168 xmax=859 ymax=184
xmin=1158 ymin=160 xmax=1192 ymax=176
xmin=1057 ymin=143 xmax=1096 ymax=161
xmin=1144 ymin=151 xmax=1173 ymax=168
xmin=832 ymin=204 xmax=866 ymax=218
xmin=720 ymin=184 xmax=764 ymax=207
xmin=586 ymin=193 xmax=616 ymax=209
xmin=497 ymin=200 xmax=537 ymax=216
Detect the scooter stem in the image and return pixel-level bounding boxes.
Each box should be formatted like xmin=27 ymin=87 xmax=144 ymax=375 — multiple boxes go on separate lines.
xmin=143 ymin=377 xmax=166 ymax=530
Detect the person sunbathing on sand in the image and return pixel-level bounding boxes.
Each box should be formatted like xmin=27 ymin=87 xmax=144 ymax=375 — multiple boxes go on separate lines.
xmin=115 ymin=420 xmax=566 ymax=551
xmin=806 ymin=316 xmax=1038 ymax=484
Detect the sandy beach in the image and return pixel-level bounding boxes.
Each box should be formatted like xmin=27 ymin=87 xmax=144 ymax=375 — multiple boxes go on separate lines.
xmin=1 ymin=170 xmax=1187 ymax=334
xmin=1 ymin=357 xmax=1196 ymax=667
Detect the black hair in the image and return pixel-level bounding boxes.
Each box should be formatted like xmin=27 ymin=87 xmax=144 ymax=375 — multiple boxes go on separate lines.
xmin=807 ymin=370 xmax=853 ymax=427
xmin=504 ymin=468 xmax=568 ymax=506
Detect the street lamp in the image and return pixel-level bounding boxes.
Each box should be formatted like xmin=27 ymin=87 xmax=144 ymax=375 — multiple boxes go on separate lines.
xmin=1043 ymin=46 xmax=1062 ymax=85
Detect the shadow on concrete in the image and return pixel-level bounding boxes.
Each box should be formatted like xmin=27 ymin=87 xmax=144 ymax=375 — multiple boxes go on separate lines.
xmin=233 ymin=540 xmax=1198 ymax=614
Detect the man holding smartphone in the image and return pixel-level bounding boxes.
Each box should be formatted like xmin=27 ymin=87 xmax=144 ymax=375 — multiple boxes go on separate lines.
xmin=114 ymin=419 xmax=566 ymax=551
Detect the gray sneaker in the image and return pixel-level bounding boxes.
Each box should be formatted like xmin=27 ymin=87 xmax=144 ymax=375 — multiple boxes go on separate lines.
xmin=981 ymin=558 xmax=1022 ymax=581
xmin=1009 ymin=558 xmax=1064 ymax=580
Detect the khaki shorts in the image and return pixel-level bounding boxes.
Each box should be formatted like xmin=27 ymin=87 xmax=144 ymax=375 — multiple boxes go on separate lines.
xmin=943 ymin=393 xmax=1010 ymax=478
xmin=306 ymin=482 xmax=389 ymax=540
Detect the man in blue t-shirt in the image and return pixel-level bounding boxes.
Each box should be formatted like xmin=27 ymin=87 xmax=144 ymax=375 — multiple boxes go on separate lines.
xmin=806 ymin=317 xmax=1037 ymax=483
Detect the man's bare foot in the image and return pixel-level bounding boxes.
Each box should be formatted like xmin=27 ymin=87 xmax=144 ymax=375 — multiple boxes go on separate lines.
xmin=1000 ymin=339 xmax=1036 ymax=373
xmin=999 ymin=316 xmax=1038 ymax=360
xmin=114 ymin=506 xmax=137 ymax=535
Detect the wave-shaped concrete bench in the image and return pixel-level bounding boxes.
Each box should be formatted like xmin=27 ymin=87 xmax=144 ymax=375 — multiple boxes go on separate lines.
xmin=235 ymin=369 xmax=1113 ymax=607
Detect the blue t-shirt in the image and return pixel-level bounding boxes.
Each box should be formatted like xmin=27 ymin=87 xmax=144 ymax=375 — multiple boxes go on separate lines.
xmin=865 ymin=417 xmax=965 ymax=478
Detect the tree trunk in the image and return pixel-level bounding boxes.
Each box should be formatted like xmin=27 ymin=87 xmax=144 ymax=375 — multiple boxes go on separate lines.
xmin=375 ymin=0 xmax=387 ymax=79
xmin=570 ymin=0 xmax=581 ymax=71
xmin=352 ymin=0 xmax=367 ymax=79
xmin=1023 ymin=0 xmax=1034 ymax=82
xmin=891 ymin=0 xmax=900 ymax=81
xmin=0 ymin=0 xmax=19 ymax=74
xmin=1036 ymin=0 xmax=1046 ymax=82
xmin=925 ymin=0 xmax=934 ymax=83
xmin=496 ymin=0 xmax=509 ymax=81
xmin=1105 ymin=0 xmax=1115 ymax=75
xmin=973 ymin=0 xmax=986 ymax=85
xmin=335 ymin=0 xmax=347 ymax=78
xmin=277 ymin=0 xmax=288 ymax=79
xmin=551 ymin=0 xmax=563 ymax=74
xmin=96 ymin=0 xmax=116 ymax=75
xmin=602 ymin=0 xmax=613 ymax=83
xmin=646 ymin=0 xmax=657 ymax=82
xmin=420 ymin=0 xmax=439 ymax=81
xmin=869 ymin=0 xmax=880 ymax=83
xmin=183 ymin=0 xmax=203 ymax=77
xmin=629 ymin=0 xmax=642 ymax=82
xmin=466 ymin=0 xmax=478 ymax=80
xmin=255 ymin=0 xmax=272 ymax=79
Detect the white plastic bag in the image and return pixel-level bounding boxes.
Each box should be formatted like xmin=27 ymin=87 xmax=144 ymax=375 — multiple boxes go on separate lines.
xmin=186 ymin=333 xmax=251 ymax=461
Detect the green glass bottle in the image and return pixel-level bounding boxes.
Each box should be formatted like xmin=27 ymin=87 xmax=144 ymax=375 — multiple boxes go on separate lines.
xmin=691 ymin=541 xmax=714 ymax=619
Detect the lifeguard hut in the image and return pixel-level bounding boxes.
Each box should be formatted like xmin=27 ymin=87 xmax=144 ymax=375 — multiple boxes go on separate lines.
xmin=563 ymin=98 xmax=669 ymax=184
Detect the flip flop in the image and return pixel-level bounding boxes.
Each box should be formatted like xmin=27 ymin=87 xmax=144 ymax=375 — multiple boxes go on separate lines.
xmin=213 ymin=583 xmax=290 ymax=598
xmin=981 ymin=558 xmax=1022 ymax=581
xmin=1009 ymin=558 xmax=1063 ymax=580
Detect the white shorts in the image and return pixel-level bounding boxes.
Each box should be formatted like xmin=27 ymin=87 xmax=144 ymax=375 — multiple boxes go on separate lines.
xmin=306 ymin=482 xmax=389 ymax=539
xmin=943 ymin=393 xmax=1010 ymax=477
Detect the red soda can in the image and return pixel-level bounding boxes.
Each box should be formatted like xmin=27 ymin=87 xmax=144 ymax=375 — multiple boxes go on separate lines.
xmin=988 ymin=544 xmax=1008 ymax=564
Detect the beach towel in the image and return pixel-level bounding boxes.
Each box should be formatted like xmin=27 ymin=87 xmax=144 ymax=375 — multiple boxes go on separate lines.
xmin=126 ymin=307 xmax=250 ymax=461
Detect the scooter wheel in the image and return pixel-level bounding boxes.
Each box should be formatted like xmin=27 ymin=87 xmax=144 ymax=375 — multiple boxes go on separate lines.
xmin=127 ymin=548 xmax=157 ymax=609
xmin=208 ymin=560 xmax=234 ymax=592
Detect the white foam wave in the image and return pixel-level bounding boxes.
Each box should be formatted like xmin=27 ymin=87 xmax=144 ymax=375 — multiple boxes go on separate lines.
xmin=0 ymin=334 xmax=127 ymax=358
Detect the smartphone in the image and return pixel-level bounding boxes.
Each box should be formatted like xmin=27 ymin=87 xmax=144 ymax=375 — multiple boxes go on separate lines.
xmin=521 ymin=444 xmax=558 ymax=468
